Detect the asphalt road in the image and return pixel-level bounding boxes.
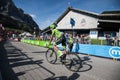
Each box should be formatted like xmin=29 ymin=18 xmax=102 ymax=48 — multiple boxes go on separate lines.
xmin=0 ymin=40 xmax=120 ymax=80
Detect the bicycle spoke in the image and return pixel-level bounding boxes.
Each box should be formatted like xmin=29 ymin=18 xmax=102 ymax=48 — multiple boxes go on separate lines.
xmin=49 ymin=52 xmax=53 ymax=57
xmin=46 ymin=48 xmax=57 ymax=64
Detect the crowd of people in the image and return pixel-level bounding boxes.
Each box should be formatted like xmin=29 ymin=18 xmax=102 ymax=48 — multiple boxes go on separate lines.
xmin=105 ymin=34 xmax=119 ymax=46
xmin=39 ymin=32 xmax=91 ymax=45
xmin=65 ymin=33 xmax=91 ymax=44
xmin=39 ymin=32 xmax=120 ymax=46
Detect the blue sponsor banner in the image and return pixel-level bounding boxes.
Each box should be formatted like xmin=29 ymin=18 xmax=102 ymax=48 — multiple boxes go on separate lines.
xmin=72 ymin=43 xmax=120 ymax=59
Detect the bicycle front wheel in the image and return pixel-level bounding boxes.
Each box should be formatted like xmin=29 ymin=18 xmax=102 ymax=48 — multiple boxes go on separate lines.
xmin=46 ymin=48 xmax=57 ymax=64
xmin=64 ymin=53 xmax=82 ymax=72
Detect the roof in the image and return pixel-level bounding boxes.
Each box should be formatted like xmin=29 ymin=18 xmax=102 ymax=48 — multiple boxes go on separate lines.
xmin=54 ymin=7 xmax=99 ymax=24
xmin=41 ymin=7 xmax=99 ymax=33
xmin=99 ymin=10 xmax=120 ymax=23
xmin=101 ymin=11 xmax=120 ymax=14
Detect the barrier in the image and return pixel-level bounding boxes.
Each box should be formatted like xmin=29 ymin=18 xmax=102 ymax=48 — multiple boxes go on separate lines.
xmin=21 ymin=39 xmax=52 ymax=48
xmin=72 ymin=43 xmax=120 ymax=59
xmin=21 ymin=39 xmax=120 ymax=59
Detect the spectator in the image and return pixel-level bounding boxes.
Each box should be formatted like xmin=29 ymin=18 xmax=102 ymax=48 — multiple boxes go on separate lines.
xmin=79 ymin=34 xmax=84 ymax=44
xmin=84 ymin=34 xmax=88 ymax=44
xmin=75 ymin=34 xmax=79 ymax=43
xmin=36 ymin=35 xmax=40 ymax=40
xmin=86 ymin=34 xmax=91 ymax=44
xmin=113 ymin=36 xmax=119 ymax=46
xmin=105 ymin=34 xmax=112 ymax=46
xmin=0 ymin=23 xmax=4 ymax=31
xmin=68 ymin=33 xmax=74 ymax=52
xmin=44 ymin=33 xmax=48 ymax=41
xmin=40 ymin=33 xmax=43 ymax=40
xmin=75 ymin=34 xmax=80 ymax=52
xmin=72 ymin=34 xmax=76 ymax=43
xmin=65 ymin=32 xmax=69 ymax=45
xmin=0 ymin=23 xmax=5 ymax=42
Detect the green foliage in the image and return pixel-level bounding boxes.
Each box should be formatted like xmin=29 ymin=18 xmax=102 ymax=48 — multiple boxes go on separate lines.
xmin=91 ymin=39 xmax=106 ymax=45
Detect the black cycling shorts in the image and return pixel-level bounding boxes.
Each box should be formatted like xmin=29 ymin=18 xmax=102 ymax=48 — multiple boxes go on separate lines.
xmin=56 ymin=34 xmax=66 ymax=46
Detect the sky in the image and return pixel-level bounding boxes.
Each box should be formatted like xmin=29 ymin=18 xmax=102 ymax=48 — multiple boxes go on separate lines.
xmin=13 ymin=0 xmax=120 ymax=30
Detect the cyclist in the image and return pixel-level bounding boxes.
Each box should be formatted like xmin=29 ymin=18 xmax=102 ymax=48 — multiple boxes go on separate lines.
xmin=49 ymin=24 xmax=66 ymax=61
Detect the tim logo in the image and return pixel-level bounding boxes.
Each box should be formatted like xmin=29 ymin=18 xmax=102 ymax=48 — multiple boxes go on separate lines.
xmin=109 ymin=47 xmax=120 ymax=58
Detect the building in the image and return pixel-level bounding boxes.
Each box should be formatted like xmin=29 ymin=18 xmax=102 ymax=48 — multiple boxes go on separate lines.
xmin=42 ymin=7 xmax=120 ymax=39
xmin=98 ymin=11 xmax=120 ymax=39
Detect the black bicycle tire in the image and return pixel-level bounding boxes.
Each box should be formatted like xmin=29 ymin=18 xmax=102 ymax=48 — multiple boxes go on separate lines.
xmin=64 ymin=53 xmax=82 ymax=72
xmin=46 ymin=48 xmax=57 ymax=64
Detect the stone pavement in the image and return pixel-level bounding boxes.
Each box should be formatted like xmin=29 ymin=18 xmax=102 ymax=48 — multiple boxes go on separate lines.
xmin=0 ymin=40 xmax=55 ymax=80
xmin=0 ymin=40 xmax=120 ymax=80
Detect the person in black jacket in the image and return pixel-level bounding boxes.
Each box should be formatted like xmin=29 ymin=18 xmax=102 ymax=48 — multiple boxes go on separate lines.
xmin=0 ymin=23 xmax=5 ymax=42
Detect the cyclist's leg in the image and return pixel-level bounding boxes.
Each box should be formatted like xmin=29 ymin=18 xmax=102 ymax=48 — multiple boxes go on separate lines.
xmin=57 ymin=34 xmax=67 ymax=63
xmin=53 ymin=37 xmax=63 ymax=57
xmin=56 ymin=34 xmax=66 ymax=54
xmin=51 ymin=34 xmax=66 ymax=62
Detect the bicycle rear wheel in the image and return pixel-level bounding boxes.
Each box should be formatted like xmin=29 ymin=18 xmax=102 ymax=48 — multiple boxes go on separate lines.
xmin=64 ymin=53 xmax=82 ymax=72
xmin=46 ymin=48 xmax=57 ymax=64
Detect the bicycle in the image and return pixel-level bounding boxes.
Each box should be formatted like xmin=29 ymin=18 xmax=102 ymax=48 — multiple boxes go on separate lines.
xmin=45 ymin=42 xmax=82 ymax=72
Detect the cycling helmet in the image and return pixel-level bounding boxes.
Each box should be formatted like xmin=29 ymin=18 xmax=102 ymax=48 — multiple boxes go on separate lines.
xmin=49 ymin=24 xmax=55 ymax=29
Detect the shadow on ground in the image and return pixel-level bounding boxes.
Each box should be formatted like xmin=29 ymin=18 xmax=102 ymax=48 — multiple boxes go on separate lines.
xmin=45 ymin=72 xmax=80 ymax=80
xmin=0 ymin=40 xmax=19 ymax=80
xmin=0 ymin=40 xmax=36 ymax=80
xmin=0 ymin=40 xmax=55 ymax=80
xmin=78 ymin=56 xmax=92 ymax=72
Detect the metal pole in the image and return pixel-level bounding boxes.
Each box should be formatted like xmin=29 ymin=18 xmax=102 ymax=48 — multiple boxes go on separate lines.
xmin=72 ymin=27 xmax=74 ymax=36
xmin=118 ymin=28 xmax=120 ymax=39
xmin=118 ymin=28 xmax=120 ymax=46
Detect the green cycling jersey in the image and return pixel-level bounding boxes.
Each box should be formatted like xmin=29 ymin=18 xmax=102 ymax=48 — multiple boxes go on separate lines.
xmin=51 ymin=29 xmax=62 ymax=39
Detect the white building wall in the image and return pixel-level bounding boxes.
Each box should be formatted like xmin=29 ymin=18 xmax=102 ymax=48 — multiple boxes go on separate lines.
xmin=57 ymin=11 xmax=98 ymax=30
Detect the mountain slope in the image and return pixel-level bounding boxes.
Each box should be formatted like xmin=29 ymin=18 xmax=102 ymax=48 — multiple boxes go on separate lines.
xmin=0 ymin=0 xmax=40 ymax=32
